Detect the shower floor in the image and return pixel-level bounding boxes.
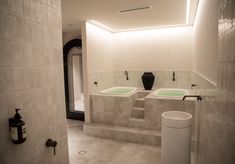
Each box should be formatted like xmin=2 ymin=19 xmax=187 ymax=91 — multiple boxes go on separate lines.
xmin=67 ymin=119 xmax=161 ymax=164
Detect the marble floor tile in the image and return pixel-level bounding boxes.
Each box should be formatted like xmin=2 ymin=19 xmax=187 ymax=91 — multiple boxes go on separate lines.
xmin=67 ymin=120 xmax=161 ymax=164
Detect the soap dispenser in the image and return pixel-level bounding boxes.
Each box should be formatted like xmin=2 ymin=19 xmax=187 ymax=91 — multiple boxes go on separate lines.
xmin=9 ymin=108 xmax=26 ymax=144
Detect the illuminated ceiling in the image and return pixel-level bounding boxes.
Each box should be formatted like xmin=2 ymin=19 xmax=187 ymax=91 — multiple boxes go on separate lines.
xmin=62 ymin=0 xmax=199 ymax=32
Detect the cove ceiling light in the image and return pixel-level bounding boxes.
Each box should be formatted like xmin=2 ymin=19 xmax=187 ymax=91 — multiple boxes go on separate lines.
xmin=88 ymin=20 xmax=114 ymax=32
xmin=186 ymin=0 xmax=191 ymax=24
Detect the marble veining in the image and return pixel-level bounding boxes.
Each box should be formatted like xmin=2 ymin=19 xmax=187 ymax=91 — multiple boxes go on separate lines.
xmin=0 ymin=0 xmax=69 ymax=164
xmin=195 ymin=0 xmax=235 ymax=163
xmin=88 ymin=70 xmax=194 ymax=94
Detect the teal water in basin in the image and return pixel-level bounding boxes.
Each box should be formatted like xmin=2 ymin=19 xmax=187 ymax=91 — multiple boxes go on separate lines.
xmin=157 ymin=90 xmax=186 ymax=97
xmin=103 ymin=88 xmax=134 ymax=95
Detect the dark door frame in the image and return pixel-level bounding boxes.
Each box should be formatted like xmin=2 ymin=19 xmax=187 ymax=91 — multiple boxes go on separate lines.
xmin=63 ymin=38 xmax=84 ymax=121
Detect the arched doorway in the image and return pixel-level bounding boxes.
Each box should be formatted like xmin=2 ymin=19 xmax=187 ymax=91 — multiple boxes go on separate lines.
xmin=63 ymin=39 xmax=84 ymax=120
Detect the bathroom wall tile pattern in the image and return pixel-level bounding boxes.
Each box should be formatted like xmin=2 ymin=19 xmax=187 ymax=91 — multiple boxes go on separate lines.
xmin=89 ymin=70 xmax=193 ymax=93
xmin=195 ymin=0 xmax=235 ymax=164
xmin=88 ymin=71 xmax=115 ymax=93
xmin=90 ymin=94 xmax=136 ymax=127
xmin=144 ymin=98 xmax=195 ymax=131
xmin=0 ymin=0 xmax=69 ymax=164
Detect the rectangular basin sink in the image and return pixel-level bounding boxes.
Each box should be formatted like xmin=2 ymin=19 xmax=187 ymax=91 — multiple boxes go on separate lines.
xmin=100 ymin=87 xmax=137 ymax=95
xmin=153 ymin=88 xmax=189 ymax=99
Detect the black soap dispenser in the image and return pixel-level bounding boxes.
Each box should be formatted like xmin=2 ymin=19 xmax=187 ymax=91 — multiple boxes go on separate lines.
xmin=9 ymin=108 xmax=26 ymax=144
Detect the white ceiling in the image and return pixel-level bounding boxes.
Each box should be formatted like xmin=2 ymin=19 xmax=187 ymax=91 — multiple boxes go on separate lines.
xmin=62 ymin=0 xmax=199 ymax=32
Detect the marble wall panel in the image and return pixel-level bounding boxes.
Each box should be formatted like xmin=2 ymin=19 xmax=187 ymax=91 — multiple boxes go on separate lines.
xmin=145 ymin=98 xmax=195 ymax=131
xmin=89 ymin=70 xmax=193 ymax=94
xmin=0 ymin=0 xmax=69 ymax=164
xmin=195 ymin=1 xmax=235 ymax=163
xmin=90 ymin=94 xmax=136 ymax=127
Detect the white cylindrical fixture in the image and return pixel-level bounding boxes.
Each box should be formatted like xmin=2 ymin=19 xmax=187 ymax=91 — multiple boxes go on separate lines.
xmin=161 ymin=111 xmax=192 ymax=164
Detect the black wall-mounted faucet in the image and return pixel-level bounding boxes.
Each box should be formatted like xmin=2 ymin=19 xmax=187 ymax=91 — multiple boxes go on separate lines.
xmin=183 ymin=95 xmax=202 ymax=101
xmin=172 ymin=71 xmax=175 ymax=81
xmin=46 ymin=139 xmax=57 ymax=155
xmin=191 ymin=84 xmax=197 ymax=89
xmin=124 ymin=70 xmax=129 ymax=80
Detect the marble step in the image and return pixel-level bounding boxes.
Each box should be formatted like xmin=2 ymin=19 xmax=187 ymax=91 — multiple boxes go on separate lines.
xmin=132 ymin=107 xmax=144 ymax=118
xmin=84 ymin=123 xmax=196 ymax=150
xmin=84 ymin=123 xmax=161 ymax=146
xmin=135 ymin=98 xmax=144 ymax=108
xmin=137 ymin=91 xmax=151 ymax=98
xmin=129 ymin=118 xmax=146 ymax=129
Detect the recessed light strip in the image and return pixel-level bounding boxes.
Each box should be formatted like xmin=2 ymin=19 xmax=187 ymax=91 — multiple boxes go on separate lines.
xmin=87 ymin=20 xmax=192 ymax=33
xmin=88 ymin=20 xmax=114 ymax=32
xmin=114 ymin=24 xmax=192 ymax=33
xmin=119 ymin=6 xmax=151 ymax=13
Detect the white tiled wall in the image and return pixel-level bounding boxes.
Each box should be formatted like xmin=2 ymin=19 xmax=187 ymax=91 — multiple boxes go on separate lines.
xmin=194 ymin=0 xmax=235 ymax=164
xmin=0 ymin=1 xmax=69 ymax=164
xmin=88 ymin=70 xmax=194 ymax=93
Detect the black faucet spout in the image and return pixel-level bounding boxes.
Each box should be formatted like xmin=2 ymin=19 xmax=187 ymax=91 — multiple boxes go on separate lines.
xmin=124 ymin=70 xmax=129 ymax=80
xmin=183 ymin=95 xmax=202 ymax=101
xmin=172 ymin=71 xmax=175 ymax=81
